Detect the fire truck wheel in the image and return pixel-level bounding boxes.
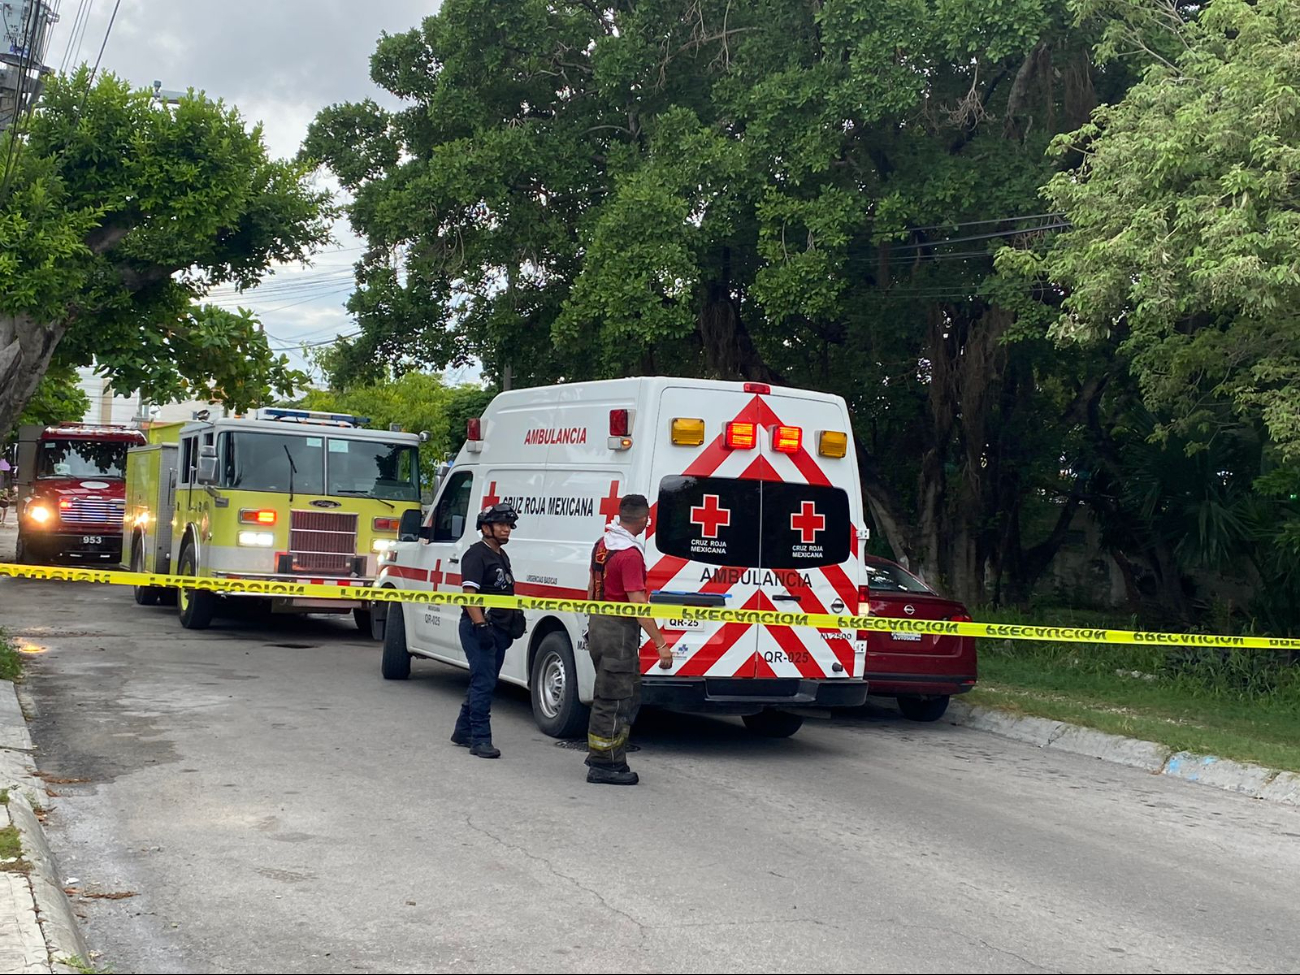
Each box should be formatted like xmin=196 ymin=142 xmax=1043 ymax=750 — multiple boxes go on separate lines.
xmin=530 ymin=632 xmax=589 ymax=739
xmin=380 ymin=601 xmax=411 ymax=680
xmin=353 ymin=608 xmax=374 ymax=637
xmin=176 ymin=545 xmax=216 ymax=630
xmin=131 ymin=545 xmax=160 ymax=606
xmin=741 ymin=709 xmax=804 ymax=738
xmin=897 ymin=695 xmax=950 ymax=722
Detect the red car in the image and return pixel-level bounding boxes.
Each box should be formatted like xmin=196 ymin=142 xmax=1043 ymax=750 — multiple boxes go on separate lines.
xmin=861 ymin=555 xmax=976 ymax=721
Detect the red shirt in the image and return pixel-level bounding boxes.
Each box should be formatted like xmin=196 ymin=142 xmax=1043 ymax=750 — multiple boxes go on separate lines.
xmin=603 ymin=547 xmax=647 ymax=603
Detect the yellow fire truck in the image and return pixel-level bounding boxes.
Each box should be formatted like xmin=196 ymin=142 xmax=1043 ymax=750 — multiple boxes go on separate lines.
xmin=123 ymin=408 xmax=424 ymax=632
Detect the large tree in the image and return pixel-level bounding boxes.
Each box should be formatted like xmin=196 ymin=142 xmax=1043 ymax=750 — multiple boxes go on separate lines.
xmin=0 ymin=69 xmax=334 ymax=438
xmin=1013 ymin=0 xmax=1300 ymax=459
xmin=305 ymin=0 xmax=1136 ymax=602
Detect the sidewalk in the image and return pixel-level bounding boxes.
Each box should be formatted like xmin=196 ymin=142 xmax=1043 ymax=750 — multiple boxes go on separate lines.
xmin=0 ymin=523 xmax=92 ymax=973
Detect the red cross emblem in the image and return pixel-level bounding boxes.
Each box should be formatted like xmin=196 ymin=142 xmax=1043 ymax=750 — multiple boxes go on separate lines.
xmin=690 ymin=494 xmax=732 ymax=539
xmin=428 ymin=558 xmax=444 ymax=588
xmin=790 ymin=501 xmax=825 ymax=544
xmin=481 ymin=481 xmax=500 ymax=510
xmin=599 ymin=479 xmax=621 ymax=523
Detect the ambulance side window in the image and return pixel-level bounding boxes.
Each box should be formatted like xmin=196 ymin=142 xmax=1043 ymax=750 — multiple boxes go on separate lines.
xmin=431 ymin=471 xmax=473 ymax=542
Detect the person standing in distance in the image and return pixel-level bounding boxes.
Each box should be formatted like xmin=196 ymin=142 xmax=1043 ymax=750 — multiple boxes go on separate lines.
xmin=452 ymin=503 xmax=525 ymax=759
xmin=585 ymin=493 xmax=672 ymax=785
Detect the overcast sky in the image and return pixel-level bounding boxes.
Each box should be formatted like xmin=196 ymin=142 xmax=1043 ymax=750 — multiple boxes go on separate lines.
xmin=47 ymin=0 xmax=464 ymax=381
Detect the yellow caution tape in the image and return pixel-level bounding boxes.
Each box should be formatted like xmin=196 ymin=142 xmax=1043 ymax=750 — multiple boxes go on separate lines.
xmin=1 ymin=562 xmax=1297 ymax=649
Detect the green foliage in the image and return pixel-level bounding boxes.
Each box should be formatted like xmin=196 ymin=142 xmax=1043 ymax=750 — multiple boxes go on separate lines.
xmin=1022 ymin=0 xmax=1300 ymax=459
xmin=0 ymin=68 xmax=333 ymax=431
xmin=301 ymin=369 xmax=492 ymax=485
xmin=16 ymin=365 xmax=89 ymax=429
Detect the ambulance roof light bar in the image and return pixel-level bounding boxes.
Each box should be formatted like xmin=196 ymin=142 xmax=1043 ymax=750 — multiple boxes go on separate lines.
xmin=256 ymin=408 xmax=371 ymax=428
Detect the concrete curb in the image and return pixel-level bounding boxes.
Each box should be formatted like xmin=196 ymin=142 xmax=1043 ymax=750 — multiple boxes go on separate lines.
xmin=0 ymin=682 xmax=91 ymax=973
xmin=9 ymin=794 xmax=92 ymax=974
xmin=947 ymin=700 xmax=1299 ymax=806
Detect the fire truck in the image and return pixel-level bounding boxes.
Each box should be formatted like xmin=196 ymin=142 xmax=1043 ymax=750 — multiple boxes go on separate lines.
xmin=14 ymin=423 xmax=147 ymax=564
xmin=124 ymin=408 xmax=425 ymax=631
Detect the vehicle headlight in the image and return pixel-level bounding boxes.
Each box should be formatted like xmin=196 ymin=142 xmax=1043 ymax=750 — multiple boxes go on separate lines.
xmin=372 ymin=538 xmax=397 ymax=553
xmin=237 ymin=531 xmax=275 ymax=547
xmin=27 ymin=505 xmax=52 ymax=525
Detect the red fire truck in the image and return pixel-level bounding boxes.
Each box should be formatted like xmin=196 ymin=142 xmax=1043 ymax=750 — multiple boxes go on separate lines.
xmin=14 ymin=423 xmax=147 ymax=564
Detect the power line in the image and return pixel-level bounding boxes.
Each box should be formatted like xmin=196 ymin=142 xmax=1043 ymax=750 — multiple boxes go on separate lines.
xmin=884 ymin=221 xmax=1070 ymax=252
xmin=69 ymin=0 xmax=93 ymax=68
xmin=87 ymin=0 xmax=119 ymax=81
xmin=0 ymin=0 xmax=45 ymax=196
xmin=881 ymin=212 xmax=1066 ymax=237
xmin=57 ymin=0 xmax=89 ymax=73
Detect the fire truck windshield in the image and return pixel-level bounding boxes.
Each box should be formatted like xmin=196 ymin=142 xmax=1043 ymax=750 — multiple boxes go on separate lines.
xmin=36 ymin=440 xmax=126 ymax=479
xmin=224 ymin=432 xmax=418 ymax=501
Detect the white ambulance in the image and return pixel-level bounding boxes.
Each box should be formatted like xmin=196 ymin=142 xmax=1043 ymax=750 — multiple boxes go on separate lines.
xmin=374 ymin=377 xmax=870 ymax=739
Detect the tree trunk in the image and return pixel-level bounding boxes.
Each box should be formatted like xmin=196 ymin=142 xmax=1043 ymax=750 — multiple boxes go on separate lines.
xmin=697 ymin=280 xmax=782 ymax=383
xmin=0 ymin=312 xmax=67 ymax=438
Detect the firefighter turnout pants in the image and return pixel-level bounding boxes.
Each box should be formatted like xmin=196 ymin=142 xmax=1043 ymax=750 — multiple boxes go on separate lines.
xmin=586 ymin=614 xmax=642 ymax=768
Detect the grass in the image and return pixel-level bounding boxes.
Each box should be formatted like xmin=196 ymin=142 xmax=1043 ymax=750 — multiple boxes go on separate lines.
xmin=0 ymin=823 xmax=30 ymax=874
xmin=57 ymin=957 xmax=101 ymax=975
xmin=0 ymin=629 xmax=22 ymax=682
xmin=971 ymin=605 xmax=1300 ymax=773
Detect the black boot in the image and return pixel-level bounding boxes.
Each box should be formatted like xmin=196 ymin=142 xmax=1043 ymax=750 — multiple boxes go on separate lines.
xmin=470 ymin=741 xmax=501 ymax=759
xmin=587 ymin=765 xmax=638 ymax=785
xmin=450 ymin=731 xmax=471 ymax=747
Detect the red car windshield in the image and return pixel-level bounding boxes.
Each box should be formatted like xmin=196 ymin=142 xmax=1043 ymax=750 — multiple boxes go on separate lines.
xmin=865 ymin=560 xmax=933 ymax=594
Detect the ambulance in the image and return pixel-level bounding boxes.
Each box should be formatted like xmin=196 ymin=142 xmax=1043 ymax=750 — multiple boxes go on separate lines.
xmin=123 ymin=408 xmax=424 ymax=631
xmin=375 ymin=377 xmax=870 ymax=739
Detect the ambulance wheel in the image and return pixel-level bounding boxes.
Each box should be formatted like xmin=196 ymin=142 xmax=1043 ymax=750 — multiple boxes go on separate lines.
xmin=742 ymin=709 xmax=804 ymax=738
xmin=176 ymin=545 xmax=216 ymax=630
xmin=353 ymin=608 xmax=374 ymax=637
xmin=131 ymin=544 xmax=161 ymax=606
xmin=530 ymin=632 xmax=589 ymax=739
xmin=380 ymin=602 xmax=411 ymax=680
xmin=897 ymin=695 xmax=950 ymax=722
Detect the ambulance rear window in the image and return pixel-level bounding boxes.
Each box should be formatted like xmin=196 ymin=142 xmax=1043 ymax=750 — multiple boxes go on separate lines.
xmin=761 ymin=481 xmax=851 ymax=569
xmin=655 ymin=476 xmax=850 ymax=569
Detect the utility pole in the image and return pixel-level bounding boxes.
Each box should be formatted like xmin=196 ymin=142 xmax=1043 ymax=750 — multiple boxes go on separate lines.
xmin=0 ymin=1 xmax=57 ymax=132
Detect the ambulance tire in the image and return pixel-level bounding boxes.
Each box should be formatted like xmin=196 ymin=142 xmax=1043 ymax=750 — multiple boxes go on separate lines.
xmin=742 ymin=709 xmax=804 ymax=738
xmin=131 ymin=543 xmax=161 ymax=606
xmin=897 ymin=695 xmax=950 ymax=722
xmin=530 ymin=633 xmax=589 ymax=740
xmin=380 ymin=602 xmax=411 ymax=680
xmin=176 ymin=545 xmax=216 ymax=630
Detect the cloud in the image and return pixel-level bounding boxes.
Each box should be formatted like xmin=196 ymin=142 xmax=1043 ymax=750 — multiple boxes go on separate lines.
xmin=51 ymin=1 xmax=442 ymax=375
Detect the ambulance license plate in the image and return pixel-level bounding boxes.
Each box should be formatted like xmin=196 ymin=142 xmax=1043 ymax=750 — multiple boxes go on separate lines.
xmin=81 ymin=535 xmax=104 ymax=546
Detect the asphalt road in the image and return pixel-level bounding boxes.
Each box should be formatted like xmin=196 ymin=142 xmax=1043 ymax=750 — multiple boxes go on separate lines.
xmin=1 ymin=540 xmax=1298 ymax=973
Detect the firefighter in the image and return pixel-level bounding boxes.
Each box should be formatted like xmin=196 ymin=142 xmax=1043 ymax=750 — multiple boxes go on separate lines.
xmin=585 ymin=493 xmax=673 ymax=785
xmin=451 ymin=502 xmax=525 ymax=759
